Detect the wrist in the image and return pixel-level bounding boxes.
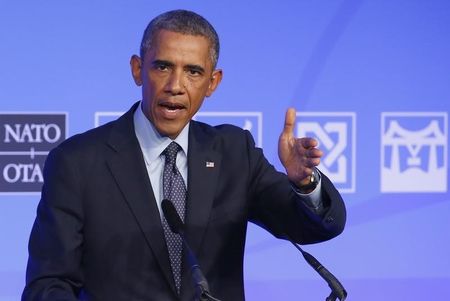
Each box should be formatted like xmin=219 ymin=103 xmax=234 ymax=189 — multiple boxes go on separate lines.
xmin=294 ymin=167 xmax=320 ymax=194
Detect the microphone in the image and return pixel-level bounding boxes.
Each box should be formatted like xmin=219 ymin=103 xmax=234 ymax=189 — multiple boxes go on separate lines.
xmin=263 ymin=206 xmax=347 ymax=300
xmin=288 ymin=240 xmax=347 ymax=301
xmin=161 ymin=199 xmax=221 ymax=301
xmin=161 ymin=198 xmax=185 ymax=235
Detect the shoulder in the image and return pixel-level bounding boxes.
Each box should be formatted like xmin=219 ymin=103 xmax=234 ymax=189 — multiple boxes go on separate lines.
xmin=191 ymin=120 xmax=252 ymax=142
xmin=56 ymin=103 xmax=137 ymax=156
xmin=55 ymin=121 xmax=115 ymax=156
xmin=42 ymin=117 xmax=129 ymax=189
xmin=189 ymin=120 xmax=259 ymax=157
xmin=54 ymin=102 xmax=138 ymax=156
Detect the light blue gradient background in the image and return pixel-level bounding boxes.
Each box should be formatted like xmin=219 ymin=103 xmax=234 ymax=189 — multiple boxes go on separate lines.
xmin=1 ymin=1 xmax=449 ymax=300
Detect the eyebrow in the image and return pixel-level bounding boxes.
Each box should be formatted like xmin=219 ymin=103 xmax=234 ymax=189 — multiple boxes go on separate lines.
xmin=151 ymin=59 xmax=174 ymax=68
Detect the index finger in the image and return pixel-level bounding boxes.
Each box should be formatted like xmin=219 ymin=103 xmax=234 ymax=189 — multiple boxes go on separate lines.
xmin=300 ymin=137 xmax=318 ymax=149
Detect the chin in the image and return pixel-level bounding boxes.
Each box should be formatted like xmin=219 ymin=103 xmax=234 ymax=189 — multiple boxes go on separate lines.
xmin=156 ymin=126 xmax=181 ymax=139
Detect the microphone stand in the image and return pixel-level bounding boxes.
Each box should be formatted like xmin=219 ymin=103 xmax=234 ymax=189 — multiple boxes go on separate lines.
xmin=161 ymin=199 xmax=221 ymax=301
xmin=180 ymin=239 xmax=221 ymax=301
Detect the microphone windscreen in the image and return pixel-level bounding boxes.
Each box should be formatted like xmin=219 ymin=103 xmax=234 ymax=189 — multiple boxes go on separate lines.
xmin=161 ymin=199 xmax=184 ymax=234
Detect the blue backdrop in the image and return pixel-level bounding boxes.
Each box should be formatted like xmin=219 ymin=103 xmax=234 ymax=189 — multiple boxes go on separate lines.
xmin=1 ymin=0 xmax=449 ymax=300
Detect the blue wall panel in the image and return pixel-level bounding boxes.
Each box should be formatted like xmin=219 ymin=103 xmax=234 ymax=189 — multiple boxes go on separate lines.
xmin=1 ymin=1 xmax=449 ymax=300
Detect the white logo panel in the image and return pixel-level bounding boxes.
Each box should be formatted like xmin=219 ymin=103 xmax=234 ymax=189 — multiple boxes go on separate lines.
xmin=194 ymin=112 xmax=263 ymax=147
xmin=296 ymin=112 xmax=356 ymax=193
xmin=381 ymin=112 xmax=448 ymax=193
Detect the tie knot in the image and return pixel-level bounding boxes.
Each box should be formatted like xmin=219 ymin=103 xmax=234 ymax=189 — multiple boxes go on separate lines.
xmin=164 ymin=142 xmax=181 ymax=165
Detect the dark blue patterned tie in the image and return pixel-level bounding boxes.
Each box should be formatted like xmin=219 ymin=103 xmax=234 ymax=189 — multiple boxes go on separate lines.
xmin=162 ymin=142 xmax=186 ymax=294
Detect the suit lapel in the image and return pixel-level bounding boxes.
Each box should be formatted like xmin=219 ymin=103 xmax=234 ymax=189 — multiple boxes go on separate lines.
xmin=185 ymin=121 xmax=222 ymax=255
xmin=104 ymin=103 xmax=177 ymax=295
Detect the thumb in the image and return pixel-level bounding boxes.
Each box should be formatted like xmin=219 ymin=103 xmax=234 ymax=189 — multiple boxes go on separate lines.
xmin=282 ymin=108 xmax=296 ymax=137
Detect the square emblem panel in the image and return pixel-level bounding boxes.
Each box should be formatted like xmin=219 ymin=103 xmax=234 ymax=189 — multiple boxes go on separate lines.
xmin=296 ymin=112 xmax=356 ymax=193
xmin=0 ymin=112 xmax=68 ymax=194
xmin=381 ymin=112 xmax=448 ymax=193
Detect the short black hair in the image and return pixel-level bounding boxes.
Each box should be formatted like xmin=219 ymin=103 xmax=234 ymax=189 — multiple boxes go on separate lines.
xmin=140 ymin=9 xmax=220 ymax=68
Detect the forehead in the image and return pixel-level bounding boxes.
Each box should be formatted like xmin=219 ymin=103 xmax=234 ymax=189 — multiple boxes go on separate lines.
xmin=145 ymin=30 xmax=212 ymax=67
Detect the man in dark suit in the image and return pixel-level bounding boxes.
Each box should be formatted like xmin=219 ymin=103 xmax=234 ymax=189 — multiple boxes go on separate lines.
xmin=23 ymin=9 xmax=346 ymax=301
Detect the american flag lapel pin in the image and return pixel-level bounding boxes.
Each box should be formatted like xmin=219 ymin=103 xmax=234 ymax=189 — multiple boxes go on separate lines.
xmin=206 ymin=161 xmax=215 ymax=168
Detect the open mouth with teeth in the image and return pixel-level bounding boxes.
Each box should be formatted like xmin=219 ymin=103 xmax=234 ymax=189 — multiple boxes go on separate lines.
xmin=159 ymin=102 xmax=186 ymax=119
xmin=161 ymin=102 xmax=185 ymax=110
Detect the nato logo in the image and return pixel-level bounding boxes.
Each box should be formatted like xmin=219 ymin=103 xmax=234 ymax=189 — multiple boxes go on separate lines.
xmin=296 ymin=112 xmax=356 ymax=193
xmin=95 ymin=112 xmax=123 ymax=127
xmin=194 ymin=112 xmax=263 ymax=147
xmin=0 ymin=113 xmax=67 ymax=194
xmin=381 ymin=112 xmax=448 ymax=193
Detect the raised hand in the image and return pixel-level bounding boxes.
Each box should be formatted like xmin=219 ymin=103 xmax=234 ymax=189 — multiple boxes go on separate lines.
xmin=278 ymin=108 xmax=323 ymax=187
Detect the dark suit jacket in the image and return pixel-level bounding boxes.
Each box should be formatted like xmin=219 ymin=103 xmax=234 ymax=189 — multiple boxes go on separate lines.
xmin=23 ymin=102 xmax=346 ymax=301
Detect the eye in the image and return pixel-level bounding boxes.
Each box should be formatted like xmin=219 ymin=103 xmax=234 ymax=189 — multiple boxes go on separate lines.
xmin=151 ymin=61 xmax=171 ymax=72
xmin=188 ymin=69 xmax=201 ymax=76
xmin=186 ymin=67 xmax=204 ymax=77
xmin=156 ymin=63 xmax=169 ymax=71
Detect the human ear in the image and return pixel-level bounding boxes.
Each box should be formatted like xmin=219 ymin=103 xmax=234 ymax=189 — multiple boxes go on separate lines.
xmin=130 ymin=55 xmax=143 ymax=86
xmin=206 ymin=69 xmax=223 ymax=97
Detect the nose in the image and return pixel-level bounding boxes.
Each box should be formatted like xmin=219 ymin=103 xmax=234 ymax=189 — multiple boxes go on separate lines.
xmin=164 ymin=69 xmax=185 ymax=95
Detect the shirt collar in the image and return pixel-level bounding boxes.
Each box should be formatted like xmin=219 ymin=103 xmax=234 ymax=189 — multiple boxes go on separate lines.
xmin=133 ymin=102 xmax=189 ymax=163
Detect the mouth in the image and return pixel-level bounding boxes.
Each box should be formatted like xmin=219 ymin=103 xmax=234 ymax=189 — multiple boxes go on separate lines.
xmin=158 ymin=101 xmax=187 ymax=119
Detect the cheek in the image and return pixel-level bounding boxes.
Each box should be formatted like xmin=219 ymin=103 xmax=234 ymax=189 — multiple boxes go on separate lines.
xmin=143 ymin=78 xmax=161 ymax=100
xmin=187 ymin=87 xmax=207 ymax=109
xmin=187 ymin=79 xmax=211 ymax=99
